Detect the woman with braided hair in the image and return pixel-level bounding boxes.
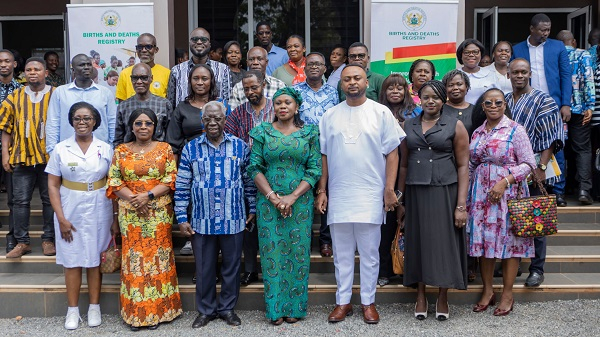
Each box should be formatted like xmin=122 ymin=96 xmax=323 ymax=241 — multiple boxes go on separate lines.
xmin=247 ymin=87 xmax=322 ymax=325
xmin=397 ymin=80 xmax=470 ymax=321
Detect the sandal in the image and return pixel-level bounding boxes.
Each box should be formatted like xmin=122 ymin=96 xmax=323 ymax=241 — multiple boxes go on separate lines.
xmin=284 ymin=317 xmax=299 ymax=323
xmin=271 ymin=318 xmax=284 ymax=325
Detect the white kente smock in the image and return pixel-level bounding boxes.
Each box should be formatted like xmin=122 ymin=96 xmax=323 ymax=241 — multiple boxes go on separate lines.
xmin=45 ymin=136 xmax=113 ymax=268
xmin=319 ymin=99 xmax=405 ymax=305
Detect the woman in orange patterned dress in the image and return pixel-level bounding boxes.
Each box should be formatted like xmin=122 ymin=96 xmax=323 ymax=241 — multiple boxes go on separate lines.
xmin=107 ymin=108 xmax=182 ymax=331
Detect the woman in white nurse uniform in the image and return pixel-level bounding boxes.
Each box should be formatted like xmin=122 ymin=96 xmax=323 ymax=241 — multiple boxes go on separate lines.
xmin=46 ymin=102 xmax=114 ymax=330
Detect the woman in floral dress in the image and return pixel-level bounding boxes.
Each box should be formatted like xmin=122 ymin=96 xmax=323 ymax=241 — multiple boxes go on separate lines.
xmin=107 ymin=108 xmax=182 ymax=330
xmin=468 ymin=88 xmax=536 ymax=316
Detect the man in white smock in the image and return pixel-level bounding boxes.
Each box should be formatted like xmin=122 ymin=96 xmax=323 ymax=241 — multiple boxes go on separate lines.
xmin=316 ymin=64 xmax=405 ymax=324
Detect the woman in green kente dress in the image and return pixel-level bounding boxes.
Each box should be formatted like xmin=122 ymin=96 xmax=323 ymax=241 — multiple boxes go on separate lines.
xmin=247 ymin=87 xmax=321 ymax=325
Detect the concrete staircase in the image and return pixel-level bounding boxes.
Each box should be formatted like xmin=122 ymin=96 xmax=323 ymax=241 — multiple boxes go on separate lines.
xmin=0 ymin=201 xmax=599 ymax=318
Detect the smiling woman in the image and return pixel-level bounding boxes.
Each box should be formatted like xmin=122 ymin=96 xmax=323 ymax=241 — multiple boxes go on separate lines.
xmin=272 ymin=35 xmax=307 ymax=86
xmin=456 ymin=38 xmax=498 ymax=105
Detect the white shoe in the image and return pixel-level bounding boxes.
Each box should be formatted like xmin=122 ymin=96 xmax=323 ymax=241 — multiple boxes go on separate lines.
xmin=180 ymin=241 xmax=193 ymax=255
xmin=65 ymin=311 xmax=82 ymax=330
xmin=435 ymin=300 xmax=449 ymax=321
xmin=87 ymin=306 xmax=102 ymax=327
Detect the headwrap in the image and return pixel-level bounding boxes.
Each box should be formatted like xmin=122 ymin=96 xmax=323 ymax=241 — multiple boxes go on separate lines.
xmin=272 ymin=87 xmax=304 ymax=107
xmin=288 ymin=57 xmax=307 ymax=85
xmin=418 ymin=80 xmax=447 ymax=103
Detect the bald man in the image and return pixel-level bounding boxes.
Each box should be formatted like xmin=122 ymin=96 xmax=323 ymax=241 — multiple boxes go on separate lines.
xmin=228 ymin=47 xmax=285 ymax=111
xmin=556 ymin=30 xmax=595 ymax=205
xmin=116 ymin=33 xmax=171 ymax=101
xmin=167 ymin=27 xmax=231 ymax=109
xmin=114 ymin=63 xmax=172 ymax=146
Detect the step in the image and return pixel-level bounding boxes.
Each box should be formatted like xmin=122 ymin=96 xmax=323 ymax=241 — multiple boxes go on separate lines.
xmin=0 ymin=272 xmax=597 ymax=318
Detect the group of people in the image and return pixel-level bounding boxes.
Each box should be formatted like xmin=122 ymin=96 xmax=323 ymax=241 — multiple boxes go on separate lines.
xmin=0 ymin=11 xmax=594 ymax=330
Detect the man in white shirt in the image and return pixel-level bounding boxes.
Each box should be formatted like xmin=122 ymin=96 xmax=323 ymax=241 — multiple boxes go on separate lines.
xmin=316 ymin=64 xmax=405 ymax=324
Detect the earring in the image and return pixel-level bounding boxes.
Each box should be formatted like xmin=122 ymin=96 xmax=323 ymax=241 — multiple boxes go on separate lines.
xmin=295 ymin=111 xmax=298 ymax=115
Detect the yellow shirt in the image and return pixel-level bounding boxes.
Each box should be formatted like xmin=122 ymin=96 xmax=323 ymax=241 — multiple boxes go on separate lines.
xmin=115 ymin=63 xmax=170 ymax=101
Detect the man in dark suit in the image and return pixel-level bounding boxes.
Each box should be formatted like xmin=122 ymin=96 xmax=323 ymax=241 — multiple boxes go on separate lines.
xmin=512 ymin=13 xmax=572 ymax=288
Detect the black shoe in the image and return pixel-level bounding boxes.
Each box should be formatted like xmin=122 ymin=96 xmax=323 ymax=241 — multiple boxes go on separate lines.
xmin=219 ymin=311 xmax=241 ymax=326
xmin=556 ymin=194 xmax=567 ymax=207
xmin=241 ymin=272 xmax=258 ymax=286
xmin=147 ymin=324 xmax=159 ymax=330
xmin=579 ymin=190 xmax=593 ymax=205
xmin=525 ymin=272 xmax=544 ymax=287
xmin=192 ymin=275 xmax=196 ymax=283
xmin=130 ymin=325 xmax=140 ymax=331
xmin=192 ymin=314 xmax=216 ymax=328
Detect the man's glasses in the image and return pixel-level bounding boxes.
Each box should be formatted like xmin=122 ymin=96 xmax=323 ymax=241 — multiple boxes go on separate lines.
xmin=483 ymin=100 xmax=505 ymax=108
xmin=73 ymin=116 xmax=94 ymax=123
xmin=131 ymin=75 xmax=151 ymax=82
xmin=134 ymin=121 xmax=155 ymax=127
xmin=135 ymin=44 xmax=156 ymax=51
xmin=348 ymin=53 xmax=367 ymax=60
xmin=306 ymin=62 xmax=325 ymax=68
xmin=190 ymin=36 xmax=210 ymax=44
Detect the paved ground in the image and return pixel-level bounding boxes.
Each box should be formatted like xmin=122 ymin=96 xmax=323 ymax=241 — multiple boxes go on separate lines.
xmin=0 ymin=300 xmax=598 ymax=337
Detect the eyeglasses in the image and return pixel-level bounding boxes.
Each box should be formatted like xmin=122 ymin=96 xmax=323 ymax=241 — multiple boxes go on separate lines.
xmin=483 ymin=100 xmax=505 ymax=108
xmin=135 ymin=44 xmax=156 ymax=51
xmin=348 ymin=53 xmax=367 ymax=60
xmin=256 ymin=31 xmax=271 ymax=36
xmin=134 ymin=121 xmax=155 ymax=127
xmin=130 ymin=75 xmax=151 ymax=82
xmin=190 ymin=36 xmax=209 ymax=44
xmin=201 ymin=116 xmax=224 ymax=123
xmin=73 ymin=116 xmax=94 ymax=123
xmin=463 ymin=50 xmax=481 ymax=56
xmin=243 ymin=84 xmax=263 ymax=92
xmin=306 ymin=62 xmax=325 ymax=68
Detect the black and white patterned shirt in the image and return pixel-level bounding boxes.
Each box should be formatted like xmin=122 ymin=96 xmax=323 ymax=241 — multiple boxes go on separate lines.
xmin=166 ymin=59 xmax=231 ymax=110
xmin=114 ymin=94 xmax=173 ymax=146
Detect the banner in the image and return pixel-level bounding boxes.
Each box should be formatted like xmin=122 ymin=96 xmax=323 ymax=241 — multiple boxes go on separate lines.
xmin=370 ymin=0 xmax=458 ymax=80
xmin=67 ymin=3 xmax=154 ymax=79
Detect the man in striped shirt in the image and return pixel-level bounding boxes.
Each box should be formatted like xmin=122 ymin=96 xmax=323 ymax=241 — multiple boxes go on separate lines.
xmin=506 ymin=58 xmax=564 ymax=288
xmin=0 ymin=57 xmax=56 ymax=258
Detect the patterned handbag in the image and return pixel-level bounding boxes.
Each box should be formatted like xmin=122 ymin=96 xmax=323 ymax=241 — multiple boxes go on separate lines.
xmin=100 ymin=235 xmax=122 ymax=274
xmin=507 ymin=163 xmax=558 ymax=238
xmin=391 ymin=218 xmax=405 ymax=275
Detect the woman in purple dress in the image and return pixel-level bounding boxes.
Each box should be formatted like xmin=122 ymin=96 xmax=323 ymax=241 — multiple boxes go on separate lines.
xmin=468 ymin=88 xmax=536 ymax=316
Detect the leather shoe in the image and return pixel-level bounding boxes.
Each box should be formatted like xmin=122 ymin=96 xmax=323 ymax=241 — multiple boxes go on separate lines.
xmin=6 ymin=243 xmax=31 ymax=258
xmin=219 ymin=311 xmax=241 ymax=326
xmin=579 ymin=190 xmax=593 ymax=205
xmin=328 ymin=304 xmax=353 ymax=322
xmin=320 ymin=244 xmax=333 ymax=257
xmin=42 ymin=241 xmax=56 ymax=256
xmin=473 ymin=294 xmax=496 ymax=312
xmin=493 ymin=299 xmax=514 ymax=316
xmin=525 ymin=272 xmax=544 ymax=287
xmin=361 ymin=303 xmax=379 ymax=324
xmin=241 ymin=272 xmax=258 ymax=286
xmin=556 ymin=194 xmax=567 ymax=207
xmin=192 ymin=314 xmax=216 ymax=328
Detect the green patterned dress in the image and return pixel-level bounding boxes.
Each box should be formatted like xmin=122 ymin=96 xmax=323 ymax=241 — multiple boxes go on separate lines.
xmin=247 ymin=122 xmax=322 ymax=320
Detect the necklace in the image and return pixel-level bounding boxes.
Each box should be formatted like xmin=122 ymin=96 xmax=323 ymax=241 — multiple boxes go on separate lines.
xmin=191 ymin=97 xmax=208 ymax=110
xmin=135 ymin=141 xmax=152 ymax=154
xmin=422 ymin=116 xmax=440 ymax=123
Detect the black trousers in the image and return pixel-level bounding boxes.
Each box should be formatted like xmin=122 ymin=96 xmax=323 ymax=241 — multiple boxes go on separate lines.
xmin=242 ymin=226 xmax=259 ymax=273
xmin=319 ymin=212 xmax=331 ymax=245
xmin=378 ymin=211 xmax=398 ymax=278
xmin=192 ymin=231 xmax=243 ymax=315
xmin=567 ymin=114 xmax=592 ymax=191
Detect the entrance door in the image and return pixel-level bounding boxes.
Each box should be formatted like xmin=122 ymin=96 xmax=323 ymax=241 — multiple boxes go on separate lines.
xmin=567 ymin=6 xmax=591 ymax=48
xmin=481 ymin=6 xmax=498 ymax=55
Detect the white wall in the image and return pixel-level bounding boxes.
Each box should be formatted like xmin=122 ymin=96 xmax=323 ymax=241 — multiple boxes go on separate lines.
xmin=70 ymin=0 xmax=172 ymax=67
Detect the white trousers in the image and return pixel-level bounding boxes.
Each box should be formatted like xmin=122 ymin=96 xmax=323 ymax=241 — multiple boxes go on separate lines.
xmin=330 ymin=222 xmax=381 ymax=305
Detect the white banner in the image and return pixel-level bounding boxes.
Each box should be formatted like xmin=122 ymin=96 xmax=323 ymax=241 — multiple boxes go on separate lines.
xmin=370 ymin=0 xmax=458 ymax=78
xmin=67 ymin=3 xmax=154 ymax=79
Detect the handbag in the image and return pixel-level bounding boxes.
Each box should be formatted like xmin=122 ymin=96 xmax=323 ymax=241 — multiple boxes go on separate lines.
xmin=507 ymin=163 xmax=558 ymax=238
xmin=391 ymin=219 xmax=405 ymax=275
xmin=100 ymin=235 xmax=122 ymax=274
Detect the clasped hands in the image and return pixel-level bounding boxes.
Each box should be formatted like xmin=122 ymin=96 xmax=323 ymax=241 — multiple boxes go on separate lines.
xmin=270 ymin=193 xmax=296 ymax=218
xmin=128 ymin=192 xmax=151 ymax=217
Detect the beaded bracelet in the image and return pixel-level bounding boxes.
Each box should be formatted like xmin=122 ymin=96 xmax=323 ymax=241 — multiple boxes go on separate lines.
xmin=265 ymin=190 xmax=275 ymax=200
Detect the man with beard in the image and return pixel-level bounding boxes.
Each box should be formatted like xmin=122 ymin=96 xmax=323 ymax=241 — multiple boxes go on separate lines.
xmin=317 ymin=64 xmax=404 ymax=324
xmin=0 ymin=57 xmax=56 ymax=258
xmin=255 ymin=22 xmax=288 ymax=76
xmin=44 ymin=51 xmax=65 ymax=87
xmin=45 ymin=54 xmax=116 ymax=153
xmin=505 ymin=58 xmax=564 ymax=288
xmin=224 ymin=69 xmax=274 ymax=286
xmin=114 ymin=63 xmax=172 ymax=146
xmin=293 ymin=52 xmax=339 ymax=258
xmin=116 ymin=33 xmax=170 ymax=101
xmin=167 ymin=27 xmax=231 ymax=109
xmin=228 ymin=47 xmax=285 ymax=111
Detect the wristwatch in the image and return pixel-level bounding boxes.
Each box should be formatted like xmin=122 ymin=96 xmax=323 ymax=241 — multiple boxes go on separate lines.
xmin=537 ymin=163 xmax=547 ymax=171
xmin=148 ymin=191 xmax=155 ymax=200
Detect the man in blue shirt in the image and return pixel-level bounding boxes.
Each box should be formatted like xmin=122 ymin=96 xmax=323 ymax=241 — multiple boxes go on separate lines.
xmin=256 ymin=22 xmax=288 ymax=76
xmin=175 ymin=101 xmax=256 ymax=329
xmin=293 ymin=52 xmax=339 ymax=257
xmin=557 ymin=30 xmax=595 ymax=205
